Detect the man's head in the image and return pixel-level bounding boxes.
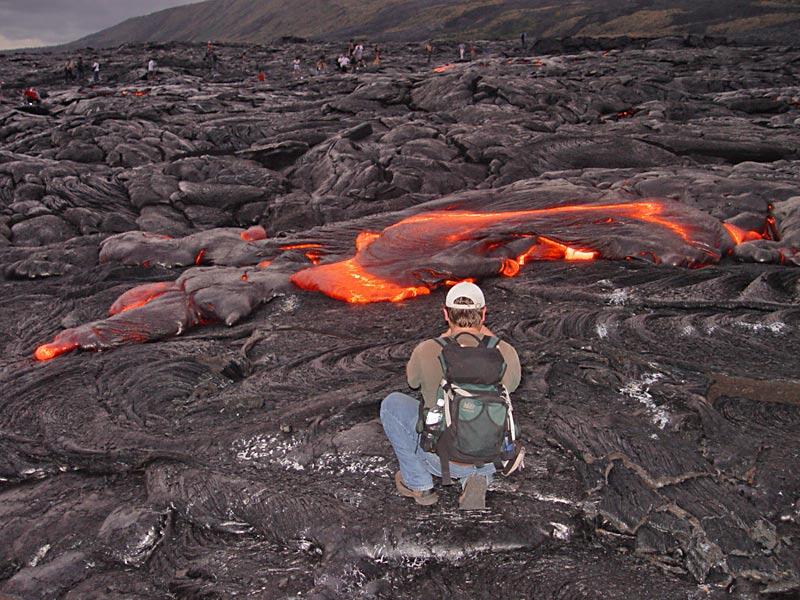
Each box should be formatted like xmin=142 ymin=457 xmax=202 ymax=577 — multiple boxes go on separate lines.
xmin=443 ymin=281 xmax=486 ymax=329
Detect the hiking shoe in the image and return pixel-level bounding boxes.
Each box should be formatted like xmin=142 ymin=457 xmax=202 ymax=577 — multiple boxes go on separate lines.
xmin=500 ymin=444 xmax=526 ymax=477
xmin=458 ymin=474 xmax=488 ymax=510
xmin=394 ymin=471 xmax=438 ymax=506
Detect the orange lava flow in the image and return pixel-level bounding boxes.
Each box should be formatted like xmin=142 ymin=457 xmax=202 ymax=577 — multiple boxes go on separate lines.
xmin=500 ymin=236 xmax=597 ymax=277
xmin=399 ymin=202 xmax=695 ymax=242
xmin=433 ymin=63 xmax=456 ymax=73
xmin=240 ymin=226 xmax=267 ymax=241
xmin=108 ymin=281 xmax=173 ymax=315
xmin=295 ymin=203 xmax=680 ymax=303
xmin=280 ymin=243 xmax=323 ymax=251
xmin=291 ymin=258 xmax=430 ymax=303
xmin=356 ymin=232 xmax=380 ymax=252
xmin=194 ymin=248 xmax=206 ymax=265
xmin=722 ymin=223 xmax=765 ymax=246
xmin=34 ymin=341 xmax=78 ymax=362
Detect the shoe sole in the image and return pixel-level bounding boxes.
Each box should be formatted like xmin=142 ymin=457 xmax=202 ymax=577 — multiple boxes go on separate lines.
xmin=395 ymin=471 xmax=438 ymax=505
xmin=458 ymin=474 xmax=487 ymax=510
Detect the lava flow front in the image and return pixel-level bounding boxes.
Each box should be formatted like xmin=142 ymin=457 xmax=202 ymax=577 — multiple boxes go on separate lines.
xmin=291 ymin=200 xmax=735 ymax=303
xmin=35 ymin=198 xmax=772 ymax=360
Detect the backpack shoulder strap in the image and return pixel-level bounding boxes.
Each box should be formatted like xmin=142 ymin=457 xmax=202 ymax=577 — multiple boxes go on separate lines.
xmin=482 ymin=335 xmax=500 ymax=349
xmin=483 ymin=336 xmax=507 ymax=379
xmin=434 ymin=336 xmax=452 ymax=348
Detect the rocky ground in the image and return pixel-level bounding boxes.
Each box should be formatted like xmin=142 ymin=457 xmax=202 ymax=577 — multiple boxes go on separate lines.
xmin=1 ymin=37 xmax=799 ymax=599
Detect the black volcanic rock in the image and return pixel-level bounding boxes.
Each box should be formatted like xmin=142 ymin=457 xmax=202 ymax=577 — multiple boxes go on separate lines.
xmin=0 ymin=38 xmax=799 ymax=600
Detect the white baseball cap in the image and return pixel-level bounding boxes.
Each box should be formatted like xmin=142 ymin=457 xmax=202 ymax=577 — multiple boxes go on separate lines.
xmin=445 ymin=281 xmax=485 ymax=309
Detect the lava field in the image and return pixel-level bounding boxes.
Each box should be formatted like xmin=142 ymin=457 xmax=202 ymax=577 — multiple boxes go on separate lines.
xmin=1 ymin=37 xmax=799 ymax=599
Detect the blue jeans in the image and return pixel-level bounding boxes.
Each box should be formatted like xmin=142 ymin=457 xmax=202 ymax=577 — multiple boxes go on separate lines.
xmin=380 ymin=391 xmax=495 ymax=492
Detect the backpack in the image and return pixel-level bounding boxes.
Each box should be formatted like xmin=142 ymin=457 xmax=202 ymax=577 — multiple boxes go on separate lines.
xmin=420 ymin=332 xmax=517 ymax=485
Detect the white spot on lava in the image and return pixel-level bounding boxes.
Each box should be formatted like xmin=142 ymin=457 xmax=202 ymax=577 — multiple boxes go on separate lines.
xmin=607 ymin=289 xmax=629 ymax=305
xmin=619 ymin=372 xmax=669 ymax=429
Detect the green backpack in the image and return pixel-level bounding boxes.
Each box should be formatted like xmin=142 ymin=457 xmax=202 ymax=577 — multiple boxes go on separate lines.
xmin=420 ymin=332 xmax=517 ymax=485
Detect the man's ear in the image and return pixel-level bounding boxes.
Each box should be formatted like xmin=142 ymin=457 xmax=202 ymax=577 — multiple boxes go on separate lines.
xmin=481 ymin=307 xmax=487 ymax=323
xmin=442 ymin=307 xmax=450 ymax=323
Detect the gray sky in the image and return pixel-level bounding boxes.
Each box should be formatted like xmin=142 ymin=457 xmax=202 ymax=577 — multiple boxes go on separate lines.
xmin=0 ymin=0 xmax=205 ymax=49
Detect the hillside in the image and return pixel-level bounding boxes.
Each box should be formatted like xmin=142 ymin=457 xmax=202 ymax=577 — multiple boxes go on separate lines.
xmin=69 ymin=0 xmax=800 ymax=47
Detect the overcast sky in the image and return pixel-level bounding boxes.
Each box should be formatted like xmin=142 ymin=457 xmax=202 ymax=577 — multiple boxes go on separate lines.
xmin=0 ymin=0 xmax=205 ymax=49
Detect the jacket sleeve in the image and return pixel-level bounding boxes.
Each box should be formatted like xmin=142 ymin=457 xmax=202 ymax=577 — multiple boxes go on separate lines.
xmin=500 ymin=342 xmax=521 ymax=393
xmin=406 ymin=343 xmax=423 ymax=390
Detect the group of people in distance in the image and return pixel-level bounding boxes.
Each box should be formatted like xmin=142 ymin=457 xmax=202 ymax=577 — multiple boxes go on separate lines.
xmin=295 ymin=39 xmax=382 ymax=78
xmin=61 ymin=57 xmax=101 ymax=84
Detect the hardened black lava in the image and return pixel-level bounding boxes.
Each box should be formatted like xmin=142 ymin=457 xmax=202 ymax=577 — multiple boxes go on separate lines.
xmin=1 ymin=37 xmax=799 ymax=599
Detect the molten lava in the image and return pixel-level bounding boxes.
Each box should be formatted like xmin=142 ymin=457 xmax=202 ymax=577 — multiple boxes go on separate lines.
xmin=723 ymin=223 xmax=765 ymax=246
xmin=240 ymin=226 xmax=267 ymax=241
xmin=279 ymin=243 xmax=323 ymax=251
xmin=291 ymin=201 xmax=703 ymax=303
xmin=108 ymin=282 xmax=173 ymax=315
xmin=34 ymin=341 xmax=78 ymax=362
xmin=35 ymin=197 xmax=789 ymax=361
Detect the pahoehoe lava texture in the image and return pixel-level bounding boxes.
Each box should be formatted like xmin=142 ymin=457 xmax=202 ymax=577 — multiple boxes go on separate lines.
xmin=1 ymin=38 xmax=800 ymax=598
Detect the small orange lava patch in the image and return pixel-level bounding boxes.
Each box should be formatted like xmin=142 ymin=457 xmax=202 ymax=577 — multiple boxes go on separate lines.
xmin=109 ymin=281 xmax=172 ymax=315
xmin=34 ymin=341 xmax=78 ymax=362
xmin=723 ymin=223 xmax=764 ymax=245
xmin=241 ymin=226 xmax=267 ymax=241
xmin=279 ymin=243 xmax=323 ymax=251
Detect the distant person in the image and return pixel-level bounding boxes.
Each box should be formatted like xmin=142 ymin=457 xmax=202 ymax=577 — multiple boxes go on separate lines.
xmin=372 ymin=44 xmax=382 ymax=67
xmin=63 ymin=60 xmax=74 ymax=83
xmin=91 ymin=60 xmax=100 ymax=84
xmin=336 ymin=54 xmax=350 ymax=73
xmin=316 ymin=55 xmax=327 ymax=73
xmin=520 ymin=31 xmax=527 ymax=49
xmin=469 ymin=43 xmax=477 ymax=61
xmin=354 ymin=42 xmax=365 ymax=69
xmin=458 ymin=43 xmax=466 ymax=60
xmin=22 ymin=87 xmax=41 ymax=106
xmin=76 ymin=57 xmax=85 ymax=82
xmin=147 ymin=58 xmax=157 ymax=80
xmin=425 ymin=41 xmax=433 ymax=65
xmin=292 ymin=56 xmax=302 ymax=79
xmin=348 ymin=38 xmax=355 ymax=58
xmin=204 ymin=48 xmax=218 ymax=74
xmin=257 ymin=64 xmax=266 ymax=81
